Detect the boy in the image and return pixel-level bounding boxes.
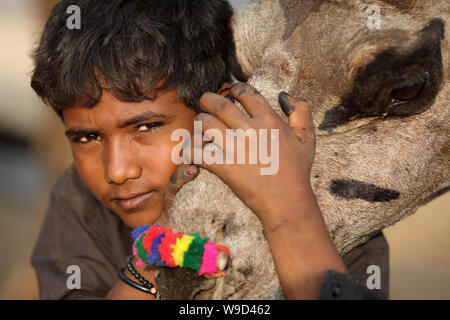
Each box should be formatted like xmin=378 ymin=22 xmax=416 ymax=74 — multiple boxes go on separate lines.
xmin=31 ymin=0 xmax=388 ymax=299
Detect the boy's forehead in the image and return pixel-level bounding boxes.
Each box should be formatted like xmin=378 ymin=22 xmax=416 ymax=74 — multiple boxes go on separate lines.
xmin=63 ymin=89 xmax=186 ymax=128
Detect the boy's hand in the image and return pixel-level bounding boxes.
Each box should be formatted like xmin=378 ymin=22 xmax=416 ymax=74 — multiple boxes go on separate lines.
xmin=186 ymin=84 xmax=347 ymax=299
xmin=167 ymin=84 xmax=347 ymax=299
xmin=184 ymin=82 xmax=316 ymax=226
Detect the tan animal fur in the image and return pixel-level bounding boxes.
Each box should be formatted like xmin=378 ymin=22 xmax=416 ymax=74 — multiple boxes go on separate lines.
xmin=155 ymin=0 xmax=450 ymax=299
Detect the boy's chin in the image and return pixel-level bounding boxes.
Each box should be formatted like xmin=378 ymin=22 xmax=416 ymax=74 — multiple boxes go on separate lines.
xmin=120 ymin=210 xmax=164 ymax=230
xmin=107 ymin=203 xmax=165 ymax=230
xmin=101 ymin=191 xmax=166 ymax=229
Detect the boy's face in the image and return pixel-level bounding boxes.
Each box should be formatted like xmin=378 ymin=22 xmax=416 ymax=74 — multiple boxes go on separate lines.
xmin=63 ymin=89 xmax=197 ymax=229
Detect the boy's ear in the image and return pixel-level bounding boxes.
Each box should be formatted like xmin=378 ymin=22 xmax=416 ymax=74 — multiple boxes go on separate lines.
xmin=216 ymin=82 xmax=232 ymax=97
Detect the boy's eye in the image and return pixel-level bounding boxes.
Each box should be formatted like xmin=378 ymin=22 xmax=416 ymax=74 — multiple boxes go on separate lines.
xmin=136 ymin=122 xmax=163 ymax=133
xmin=74 ymin=134 xmax=100 ymax=144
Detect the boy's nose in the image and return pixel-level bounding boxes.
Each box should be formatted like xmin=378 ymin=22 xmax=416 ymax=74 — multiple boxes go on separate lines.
xmin=104 ymin=138 xmax=142 ymax=185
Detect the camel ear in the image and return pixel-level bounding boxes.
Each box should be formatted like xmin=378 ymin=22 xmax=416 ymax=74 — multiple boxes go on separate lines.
xmin=231 ymin=0 xmax=284 ymax=76
xmin=231 ymin=0 xmax=325 ymax=77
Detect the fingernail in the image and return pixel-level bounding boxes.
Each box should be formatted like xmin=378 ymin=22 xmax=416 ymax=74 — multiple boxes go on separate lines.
xmin=182 ymin=168 xmax=192 ymax=180
xmin=278 ymin=92 xmax=295 ymax=116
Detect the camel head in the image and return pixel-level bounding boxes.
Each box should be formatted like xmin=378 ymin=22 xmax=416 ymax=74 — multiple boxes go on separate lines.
xmin=154 ymin=0 xmax=449 ymax=299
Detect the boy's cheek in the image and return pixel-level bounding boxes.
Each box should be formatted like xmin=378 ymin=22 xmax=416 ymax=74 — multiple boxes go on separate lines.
xmin=76 ymin=162 xmax=109 ymax=204
xmin=73 ymin=151 xmax=105 ymax=187
xmin=71 ymin=152 xmax=115 ymax=213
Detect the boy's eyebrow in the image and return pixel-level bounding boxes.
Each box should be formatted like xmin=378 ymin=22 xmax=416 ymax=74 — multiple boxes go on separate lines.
xmin=118 ymin=110 xmax=174 ymax=128
xmin=65 ymin=128 xmax=100 ymax=138
xmin=65 ymin=111 xmax=174 ymax=137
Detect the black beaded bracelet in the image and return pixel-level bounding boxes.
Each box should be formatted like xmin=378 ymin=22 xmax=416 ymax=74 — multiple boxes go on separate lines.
xmin=118 ymin=257 xmax=160 ymax=299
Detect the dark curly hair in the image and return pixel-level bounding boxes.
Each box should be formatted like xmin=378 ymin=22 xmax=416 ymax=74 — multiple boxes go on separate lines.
xmin=31 ymin=0 xmax=246 ymax=119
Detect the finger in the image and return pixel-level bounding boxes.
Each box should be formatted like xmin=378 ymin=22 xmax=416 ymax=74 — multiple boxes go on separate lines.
xmin=165 ymin=165 xmax=199 ymax=210
xmin=199 ymin=92 xmax=250 ymax=130
xmin=181 ymin=113 xmax=232 ymax=177
xmin=182 ymin=113 xmax=227 ymax=165
xmin=194 ymin=112 xmax=228 ymax=149
xmin=229 ymin=82 xmax=275 ymax=118
xmin=278 ymin=92 xmax=314 ymax=142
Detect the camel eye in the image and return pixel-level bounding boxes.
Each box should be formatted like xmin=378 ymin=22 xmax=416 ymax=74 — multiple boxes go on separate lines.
xmin=390 ymin=76 xmax=426 ymax=104
xmin=391 ymin=81 xmax=425 ymax=101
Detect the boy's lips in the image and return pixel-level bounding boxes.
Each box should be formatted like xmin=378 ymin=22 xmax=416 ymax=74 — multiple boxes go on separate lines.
xmin=112 ymin=191 xmax=154 ymax=211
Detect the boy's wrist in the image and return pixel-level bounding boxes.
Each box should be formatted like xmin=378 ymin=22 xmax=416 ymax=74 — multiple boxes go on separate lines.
xmin=129 ymin=257 xmax=158 ymax=282
xmin=256 ymin=186 xmax=348 ymax=299
xmin=257 ymin=184 xmax=319 ymax=231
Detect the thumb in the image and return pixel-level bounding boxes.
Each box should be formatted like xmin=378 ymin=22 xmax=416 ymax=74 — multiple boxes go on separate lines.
xmin=165 ymin=165 xmax=199 ymax=211
xmin=278 ymin=92 xmax=314 ymax=142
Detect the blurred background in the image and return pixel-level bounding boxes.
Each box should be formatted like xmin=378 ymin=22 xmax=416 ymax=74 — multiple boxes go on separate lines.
xmin=0 ymin=0 xmax=449 ymax=300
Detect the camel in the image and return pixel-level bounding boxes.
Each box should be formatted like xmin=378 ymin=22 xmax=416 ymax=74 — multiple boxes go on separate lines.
xmin=154 ymin=0 xmax=450 ymax=299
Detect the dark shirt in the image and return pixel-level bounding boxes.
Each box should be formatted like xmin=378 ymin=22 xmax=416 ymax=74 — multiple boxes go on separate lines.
xmin=31 ymin=164 xmax=389 ymax=299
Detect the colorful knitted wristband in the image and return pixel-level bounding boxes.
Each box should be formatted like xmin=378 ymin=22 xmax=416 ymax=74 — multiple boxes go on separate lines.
xmin=131 ymin=225 xmax=229 ymax=277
